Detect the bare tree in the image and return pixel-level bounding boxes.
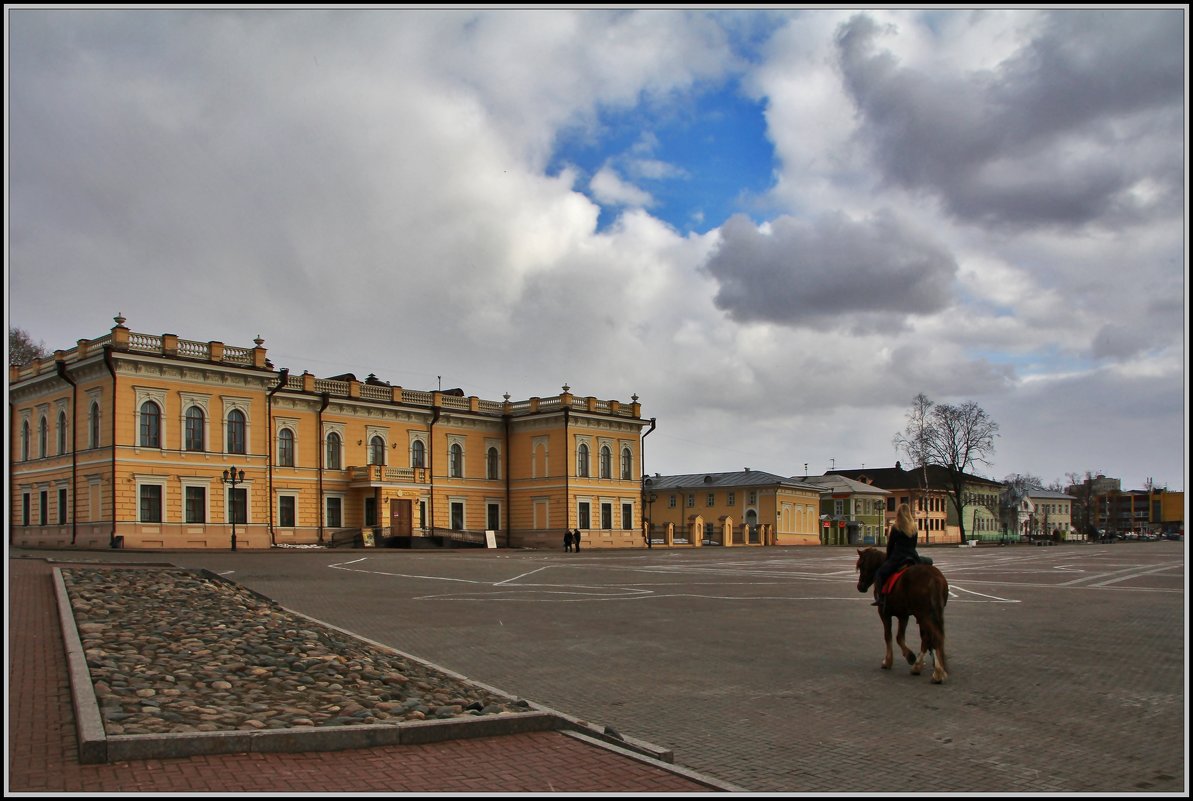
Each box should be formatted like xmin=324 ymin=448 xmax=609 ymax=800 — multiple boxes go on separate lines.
xmin=894 ymin=396 xmax=999 ymax=543
xmin=9 ymin=327 xmax=50 ymax=366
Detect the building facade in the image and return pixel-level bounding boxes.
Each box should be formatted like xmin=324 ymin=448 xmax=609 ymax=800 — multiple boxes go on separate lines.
xmin=796 ymin=474 xmax=891 ymax=546
xmin=9 ymin=317 xmax=648 ymax=550
xmin=642 ymin=470 xmax=823 ymax=546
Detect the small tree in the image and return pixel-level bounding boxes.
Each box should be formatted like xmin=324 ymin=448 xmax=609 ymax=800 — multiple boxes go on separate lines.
xmin=894 ymin=395 xmax=999 ymax=543
xmin=9 ymin=327 xmax=51 ymax=366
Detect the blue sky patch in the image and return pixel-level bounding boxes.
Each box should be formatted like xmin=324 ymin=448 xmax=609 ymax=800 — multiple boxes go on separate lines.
xmin=549 ymin=82 xmax=775 ymax=235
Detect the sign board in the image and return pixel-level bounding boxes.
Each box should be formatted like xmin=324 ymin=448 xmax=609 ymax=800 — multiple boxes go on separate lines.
xmin=484 ymin=530 xmax=497 ymax=549
xmin=822 ymin=521 xmax=830 ymax=528
xmin=362 ymin=530 xmax=375 ymax=547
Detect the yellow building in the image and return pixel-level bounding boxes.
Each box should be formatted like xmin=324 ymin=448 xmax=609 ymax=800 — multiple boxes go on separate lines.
xmin=9 ymin=316 xmax=648 ymax=550
xmin=641 ymin=470 xmax=823 ymax=546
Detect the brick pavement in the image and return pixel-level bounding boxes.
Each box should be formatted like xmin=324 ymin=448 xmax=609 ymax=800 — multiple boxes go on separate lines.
xmin=6 ymin=557 xmax=728 ymax=794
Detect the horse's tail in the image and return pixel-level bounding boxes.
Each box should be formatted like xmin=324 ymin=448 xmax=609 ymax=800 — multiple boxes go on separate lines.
xmin=929 ymin=573 xmax=947 ymax=647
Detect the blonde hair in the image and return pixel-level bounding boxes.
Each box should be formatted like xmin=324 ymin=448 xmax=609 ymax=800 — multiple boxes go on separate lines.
xmin=894 ymin=503 xmax=916 ymax=537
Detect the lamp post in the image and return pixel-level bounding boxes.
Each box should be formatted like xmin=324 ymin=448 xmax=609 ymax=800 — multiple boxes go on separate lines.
xmin=222 ymin=465 xmax=245 ymax=551
xmin=646 ymin=492 xmax=658 ymax=548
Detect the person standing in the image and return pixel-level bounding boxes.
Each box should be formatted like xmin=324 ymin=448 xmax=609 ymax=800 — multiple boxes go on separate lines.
xmin=872 ymin=502 xmax=920 ymax=607
xmin=564 ymin=529 xmax=573 ymax=552
xmin=572 ymin=528 xmax=581 ymax=552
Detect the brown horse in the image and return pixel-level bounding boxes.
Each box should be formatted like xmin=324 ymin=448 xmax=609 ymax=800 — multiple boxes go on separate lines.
xmin=855 ymin=547 xmax=950 ymax=684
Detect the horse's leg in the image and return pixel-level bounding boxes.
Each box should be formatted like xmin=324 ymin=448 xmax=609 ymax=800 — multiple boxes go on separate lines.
xmin=894 ymin=615 xmax=916 ymax=666
xmin=881 ymin=613 xmax=894 ymax=670
xmin=912 ymin=619 xmax=929 ymax=675
xmin=930 ymin=606 xmax=948 ymax=684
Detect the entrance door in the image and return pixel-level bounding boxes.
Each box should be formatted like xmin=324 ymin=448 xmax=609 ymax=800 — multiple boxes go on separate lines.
xmin=391 ymin=499 xmax=413 ymax=536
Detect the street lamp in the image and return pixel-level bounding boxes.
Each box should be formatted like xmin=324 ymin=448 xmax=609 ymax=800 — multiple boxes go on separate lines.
xmin=222 ymin=465 xmax=245 ymax=551
xmin=645 ymin=492 xmax=658 ymax=548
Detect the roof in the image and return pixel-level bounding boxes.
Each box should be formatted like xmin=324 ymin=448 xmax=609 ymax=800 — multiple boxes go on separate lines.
xmin=796 ymin=474 xmax=892 ymax=496
xmin=826 ymin=463 xmax=1003 ymax=491
xmin=643 ymin=470 xmax=822 ymax=492
xmin=1026 ymin=488 xmax=1076 ymax=500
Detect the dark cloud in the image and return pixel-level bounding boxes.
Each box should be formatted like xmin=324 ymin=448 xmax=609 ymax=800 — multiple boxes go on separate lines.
xmin=834 ymin=10 xmax=1184 ymax=229
xmin=703 ymin=211 xmax=956 ymax=329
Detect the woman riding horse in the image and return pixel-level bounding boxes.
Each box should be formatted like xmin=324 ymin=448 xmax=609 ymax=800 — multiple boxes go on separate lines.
xmin=872 ymin=502 xmax=920 ymax=608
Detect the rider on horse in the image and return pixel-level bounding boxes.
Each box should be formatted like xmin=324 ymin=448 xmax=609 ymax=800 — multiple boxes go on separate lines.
xmin=872 ymin=502 xmax=921 ymax=608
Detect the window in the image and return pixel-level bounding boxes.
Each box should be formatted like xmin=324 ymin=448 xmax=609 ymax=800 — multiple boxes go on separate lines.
xmin=185 ymin=486 xmax=206 ymax=524
xmin=669 ymin=495 xmax=676 ymax=508
xmin=487 ymin=447 xmax=499 ymax=480
xmin=621 ymin=447 xmax=632 ymax=480
xmin=487 ymin=503 xmax=500 ymax=531
xmin=90 ymin=402 xmax=101 ymax=448
xmin=185 ymin=407 xmax=205 ymax=451
xmin=279 ymin=496 xmax=296 ymax=527
xmin=140 ymin=484 xmax=162 ymax=523
xmin=728 ymin=492 xmax=736 ymax=506
xmin=622 ymin=503 xmax=632 ymax=529
xmin=601 ymin=502 xmax=612 ymax=529
xmin=228 ymin=487 xmax=247 ymax=525
xmin=227 ymin=409 xmax=246 ymax=454
xmin=326 ymin=497 xmax=342 ymax=528
xmin=748 ymin=492 xmax=757 ymax=505
xmin=411 ymin=439 xmax=426 ymax=468
xmin=578 ymin=501 xmax=591 ymax=529
xmin=451 ymin=501 xmax=465 ymax=531
xmin=370 ymin=435 xmax=386 ymax=466
xmin=22 ymin=494 xmax=30 ymax=526
xmin=40 ymin=491 xmax=48 ymax=526
xmin=326 ymin=432 xmax=341 ymax=469
xmin=278 ymin=428 xmax=295 ymax=467
xmin=707 ymin=493 xmax=715 ymax=507
xmin=58 ymin=488 xmax=68 ymax=525
xmin=576 ymin=443 xmax=589 ymax=477
xmin=600 ymin=446 xmax=611 ymax=479
xmin=21 ymin=421 xmax=30 ymax=461
xmin=139 ymin=403 xmax=160 ymax=448
xmin=449 ymin=443 xmax=463 ymax=477
xmin=39 ymin=416 xmax=48 ymax=457
xmin=687 ymin=494 xmax=695 ymax=508
xmin=58 ymin=411 xmax=68 ymax=455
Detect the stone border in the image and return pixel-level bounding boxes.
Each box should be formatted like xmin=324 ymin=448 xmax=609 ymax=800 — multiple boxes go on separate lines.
xmin=51 ymin=565 xmax=740 ymax=791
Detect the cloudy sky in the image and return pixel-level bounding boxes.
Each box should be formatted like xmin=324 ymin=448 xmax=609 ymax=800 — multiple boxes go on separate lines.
xmin=6 ymin=8 xmax=1187 ymax=492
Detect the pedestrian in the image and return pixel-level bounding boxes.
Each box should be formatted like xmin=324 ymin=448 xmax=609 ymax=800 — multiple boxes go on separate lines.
xmin=564 ymin=529 xmax=573 ymax=552
xmin=872 ymin=502 xmax=920 ymax=608
xmin=573 ymin=528 xmax=581 ymax=552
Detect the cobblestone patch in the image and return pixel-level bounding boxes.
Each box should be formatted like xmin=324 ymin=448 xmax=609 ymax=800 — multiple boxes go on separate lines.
xmin=60 ymin=567 xmax=534 ymax=736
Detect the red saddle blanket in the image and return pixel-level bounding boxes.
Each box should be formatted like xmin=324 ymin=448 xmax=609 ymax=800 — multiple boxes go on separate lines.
xmin=882 ymin=567 xmax=910 ymax=595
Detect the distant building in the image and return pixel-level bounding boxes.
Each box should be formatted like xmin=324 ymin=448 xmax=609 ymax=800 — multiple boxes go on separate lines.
xmin=796 ymin=474 xmax=891 ymax=546
xmin=827 ymin=463 xmax=1002 ymax=544
xmin=10 ymin=316 xmax=649 ymax=550
xmin=642 ymin=470 xmax=823 ymax=546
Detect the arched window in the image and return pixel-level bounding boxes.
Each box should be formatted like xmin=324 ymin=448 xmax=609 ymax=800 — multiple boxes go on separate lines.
xmin=278 ymin=428 xmax=295 ymax=467
xmin=139 ymin=403 xmax=160 ymax=448
xmin=326 ymin=432 xmax=341 ymax=469
xmin=185 ymin=406 xmax=205 ymax=452
xmin=599 ymin=445 xmax=612 ymax=479
xmin=57 ymin=411 xmax=68 ymax=455
xmin=39 ymin=416 xmax=49 ymax=457
xmin=370 ymin=435 xmax=386 ymax=466
xmin=576 ymin=443 xmax=589 ymax=477
xmin=487 ymin=447 xmax=499 ymax=480
xmin=227 ymin=409 xmax=246 ymax=454
xmin=449 ymin=443 xmax=463 ymax=477
xmin=90 ymin=402 xmax=101 ymax=449
xmin=411 ymin=439 xmax=426 ymax=468
xmin=621 ymin=447 xmax=632 ymax=480
xmin=21 ymin=420 xmax=30 ymax=461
